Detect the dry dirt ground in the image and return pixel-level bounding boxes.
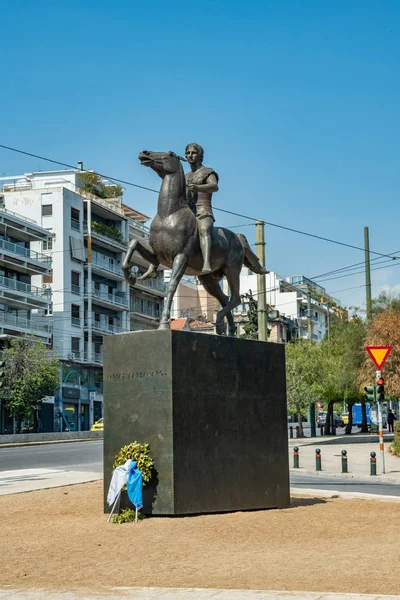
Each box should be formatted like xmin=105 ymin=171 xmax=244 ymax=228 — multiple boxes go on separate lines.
xmin=1 ymin=481 xmax=399 ymax=596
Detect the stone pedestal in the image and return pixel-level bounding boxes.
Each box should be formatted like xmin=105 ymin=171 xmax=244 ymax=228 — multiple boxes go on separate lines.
xmin=103 ymin=330 xmax=289 ymax=515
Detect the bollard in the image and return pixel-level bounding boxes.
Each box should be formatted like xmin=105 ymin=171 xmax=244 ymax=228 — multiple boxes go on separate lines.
xmin=296 ymin=425 xmax=300 ymax=438
xmin=293 ymin=446 xmax=299 ymax=468
xmin=315 ymin=448 xmax=322 ymax=471
xmin=289 ymin=426 xmax=293 ymax=439
xmin=341 ymin=449 xmax=348 ymax=473
xmin=370 ymin=451 xmax=377 ymax=476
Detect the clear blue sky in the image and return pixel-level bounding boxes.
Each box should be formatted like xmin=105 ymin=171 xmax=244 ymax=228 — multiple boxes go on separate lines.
xmin=1 ymin=0 xmax=399 ymax=311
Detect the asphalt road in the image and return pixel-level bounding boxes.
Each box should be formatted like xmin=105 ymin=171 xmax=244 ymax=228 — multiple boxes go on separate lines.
xmin=1 ymin=441 xmax=399 ymax=498
xmin=0 ymin=440 xmax=103 ymax=474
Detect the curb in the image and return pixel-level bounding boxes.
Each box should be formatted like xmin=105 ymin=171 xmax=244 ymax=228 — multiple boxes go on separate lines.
xmin=291 ymin=486 xmax=400 ymax=502
xmin=0 ymin=438 xmax=103 ymax=448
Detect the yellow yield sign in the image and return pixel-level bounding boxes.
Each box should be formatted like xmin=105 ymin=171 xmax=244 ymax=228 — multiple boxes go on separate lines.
xmin=365 ymin=346 xmax=392 ymax=370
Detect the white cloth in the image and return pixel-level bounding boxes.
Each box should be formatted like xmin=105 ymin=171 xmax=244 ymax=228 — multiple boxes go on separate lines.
xmin=107 ymin=459 xmax=133 ymax=505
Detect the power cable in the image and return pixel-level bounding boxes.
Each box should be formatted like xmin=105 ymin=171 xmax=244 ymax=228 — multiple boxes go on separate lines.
xmin=1 ymin=142 xmax=398 ymax=260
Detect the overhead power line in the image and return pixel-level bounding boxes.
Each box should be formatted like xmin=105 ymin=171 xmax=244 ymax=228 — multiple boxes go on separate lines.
xmin=1 ymin=142 xmax=399 ymax=261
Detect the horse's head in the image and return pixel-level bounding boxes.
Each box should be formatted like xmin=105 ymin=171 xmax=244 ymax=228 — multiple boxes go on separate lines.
xmin=138 ymin=150 xmax=185 ymax=176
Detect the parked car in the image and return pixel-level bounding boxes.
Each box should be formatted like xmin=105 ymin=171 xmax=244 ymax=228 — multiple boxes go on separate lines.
xmin=90 ymin=417 xmax=104 ymax=431
xmin=341 ymin=412 xmax=349 ymax=426
xmin=317 ymin=412 xmax=344 ymax=428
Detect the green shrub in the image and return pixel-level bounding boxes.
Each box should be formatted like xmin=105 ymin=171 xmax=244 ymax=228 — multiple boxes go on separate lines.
xmin=112 ymin=508 xmax=145 ymax=524
xmin=394 ymin=421 xmax=400 ymax=446
xmin=113 ymin=441 xmax=153 ymax=485
xmin=91 ymin=221 xmax=122 ymax=243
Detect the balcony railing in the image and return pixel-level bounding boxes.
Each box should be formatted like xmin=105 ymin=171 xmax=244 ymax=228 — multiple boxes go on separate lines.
xmin=71 ymin=218 xmax=80 ymax=231
xmin=85 ymin=287 xmax=129 ymax=308
xmin=0 ymin=205 xmax=36 ymax=223
xmin=0 ymin=238 xmax=52 ymax=267
xmin=138 ymin=278 xmax=167 ymax=293
xmin=84 ymin=319 xmax=122 ymax=335
xmin=71 ymin=317 xmax=81 ymax=327
xmin=0 ymin=275 xmax=51 ymax=299
xmin=0 ymin=312 xmax=51 ymax=333
xmin=91 ymin=256 xmax=123 ymax=276
xmin=131 ymin=301 xmax=160 ymax=319
xmin=84 ymin=351 xmax=103 ymax=364
xmin=71 ymin=284 xmax=81 ymax=294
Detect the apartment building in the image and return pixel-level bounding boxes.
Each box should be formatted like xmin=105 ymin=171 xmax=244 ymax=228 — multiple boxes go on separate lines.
xmin=0 ymin=197 xmax=53 ymax=432
xmin=226 ymin=270 xmax=338 ymax=343
xmin=125 ymin=210 xmax=167 ymax=331
xmin=1 ymin=169 xmax=165 ymax=431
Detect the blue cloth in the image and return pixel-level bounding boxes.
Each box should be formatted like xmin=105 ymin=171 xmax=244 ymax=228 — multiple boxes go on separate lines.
xmin=127 ymin=461 xmax=143 ymax=509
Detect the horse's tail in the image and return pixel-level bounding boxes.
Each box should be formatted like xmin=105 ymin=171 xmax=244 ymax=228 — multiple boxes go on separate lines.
xmin=236 ymin=233 xmax=269 ymax=275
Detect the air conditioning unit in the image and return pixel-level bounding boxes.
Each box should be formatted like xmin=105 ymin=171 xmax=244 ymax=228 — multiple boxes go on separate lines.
xmin=42 ymin=284 xmax=51 ymax=289
xmin=68 ymin=352 xmax=75 ymax=360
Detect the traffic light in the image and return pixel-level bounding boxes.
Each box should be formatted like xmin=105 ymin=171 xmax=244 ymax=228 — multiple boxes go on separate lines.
xmin=364 ymin=384 xmax=375 ymax=403
xmin=377 ymin=377 xmax=385 ymax=402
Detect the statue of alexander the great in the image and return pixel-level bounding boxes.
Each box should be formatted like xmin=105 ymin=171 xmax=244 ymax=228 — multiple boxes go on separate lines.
xmin=185 ymin=143 xmax=218 ymax=274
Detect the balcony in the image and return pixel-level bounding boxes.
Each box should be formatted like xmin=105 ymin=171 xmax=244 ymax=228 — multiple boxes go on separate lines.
xmin=0 ymin=275 xmax=51 ymax=308
xmin=84 ymin=287 xmax=128 ymax=311
xmin=83 ymin=319 xmax=122 ymax=335
xmin=0 ymin=311 xmax=51 ymax=338
xmin=83 ymin=220 xmax=127 ymax=250
xmin=90 ymin=256 xmax=124 ymax=280
xmin=84 ymin=351 xmax=103 ymax=365
xmin=130 ymin=300 xmax=160 ymax=320
xmin=136 ymin=278 xmax=167 ymax=296
xmin=0 ymin=206 xmax=51 ymax=242
xmin=0 ymin=238 xmax=52 ymax=275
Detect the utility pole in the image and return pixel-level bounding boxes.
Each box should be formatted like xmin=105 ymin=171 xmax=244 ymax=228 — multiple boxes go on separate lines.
xmin=364 ymin=226 xmax=372 ymax=321
xmin=255 ymin=220 xmax=267 ymax=341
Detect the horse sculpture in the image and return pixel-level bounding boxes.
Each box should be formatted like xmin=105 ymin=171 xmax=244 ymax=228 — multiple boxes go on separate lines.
xmin=122 ymin=150 xmax=267 ymax=336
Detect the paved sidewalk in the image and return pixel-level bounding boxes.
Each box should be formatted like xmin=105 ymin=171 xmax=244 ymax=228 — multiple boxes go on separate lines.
xmin=0 ymin=468 xmax=101 ymax=495
xmin=0 ymin=589 xmax=399 ymax=599
xmin=289 ymin=437 xmax=400 ymax=482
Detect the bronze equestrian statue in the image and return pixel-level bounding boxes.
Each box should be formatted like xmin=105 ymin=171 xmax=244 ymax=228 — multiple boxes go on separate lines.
xmin=122 ymin=149 xmax=267 ymax=336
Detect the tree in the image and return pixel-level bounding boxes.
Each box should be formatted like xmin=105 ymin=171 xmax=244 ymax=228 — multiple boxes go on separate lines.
xmin=358 ymin=308 xmax=400 ymax=397
xmin=241 ymin=291 xmax=259 ymax=340
xmin=3 ymin=339 xmax=60 ymax=432
xmin=318 ymin=317 xmax=366 ymax=434
xmin=371 ymin=291 xmax=400 ymax=316
xmin=286 ymin=339 xmax=321 ymax=437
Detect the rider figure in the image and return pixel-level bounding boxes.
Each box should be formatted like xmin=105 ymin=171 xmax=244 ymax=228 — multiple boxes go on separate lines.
xmin=185 ymin=143 xmax=219 ymax=274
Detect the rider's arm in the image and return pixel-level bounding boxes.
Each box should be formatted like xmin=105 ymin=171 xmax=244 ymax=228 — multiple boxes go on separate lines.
xmin=187 ymin=173 xmax=219 ymax=194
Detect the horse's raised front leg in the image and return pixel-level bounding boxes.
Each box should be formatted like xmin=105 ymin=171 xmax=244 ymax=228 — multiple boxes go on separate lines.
xmin=159 ymin=253 xmax=188 ymax=330
xmin=122 ymin=239 xmax=159 ymax=285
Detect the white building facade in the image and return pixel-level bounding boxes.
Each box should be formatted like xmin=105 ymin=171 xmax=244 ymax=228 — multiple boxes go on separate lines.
xmin=1 ymin=170 xmax=165 ymax=431
xmin=228 ymin=270 xmax=335 ymax=343
xmin=0 ymin=198 xmax=53 ymax=432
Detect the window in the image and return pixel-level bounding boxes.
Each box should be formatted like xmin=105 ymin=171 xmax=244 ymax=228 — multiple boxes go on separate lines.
xmin=71 ymin=271 xmax=80 ymax=294
xmin=71 ymin=337 xmax=80 ymax=358
xmin=70 ymin=236 xmax=85 ymax=262
xmin=71 ymin=304 xmax=80 ymax=327
xmin=43 ymin=237 xmax=53 ymax=250
xmin=71 ymin=208 xmax=80 ymax=231
xmin=42 ymin=204 xmax=53 ymax=217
